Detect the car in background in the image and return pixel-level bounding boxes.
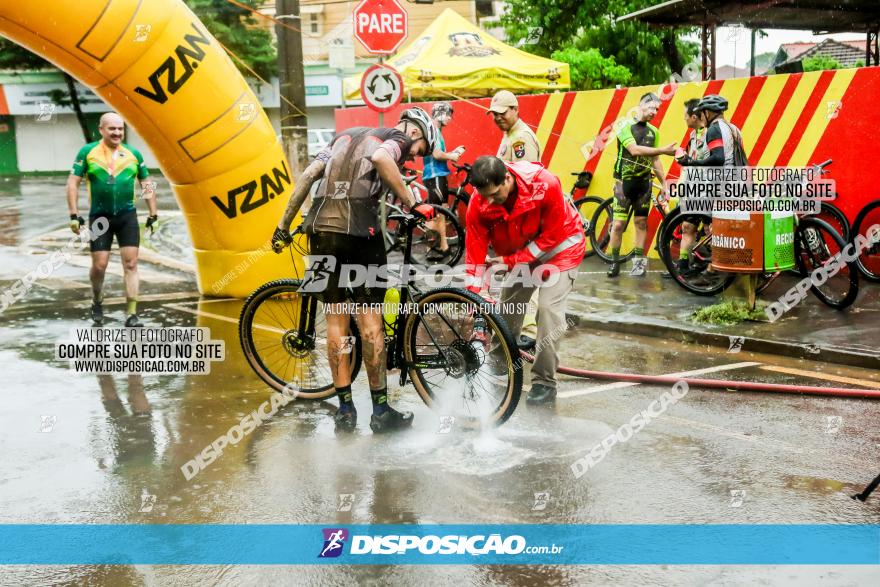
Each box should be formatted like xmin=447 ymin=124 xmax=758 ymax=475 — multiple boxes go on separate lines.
xmin=308 ymin=128 xmax=335 ymax=158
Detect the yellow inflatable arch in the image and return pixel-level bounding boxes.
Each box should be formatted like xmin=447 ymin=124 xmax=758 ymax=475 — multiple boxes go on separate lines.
xmin=0 ymin=0 xmax=301 ymax=297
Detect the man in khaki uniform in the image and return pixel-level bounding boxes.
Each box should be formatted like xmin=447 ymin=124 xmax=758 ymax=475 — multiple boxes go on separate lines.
xmin=489 ymin=90 xmax=541 ymax=163
xmin=487 ymin=90 xmax=542 ymax=349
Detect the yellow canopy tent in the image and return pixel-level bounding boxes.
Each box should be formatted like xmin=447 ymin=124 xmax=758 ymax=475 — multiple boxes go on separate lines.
xmin=344 ymin=9 xmax=570 ymax=100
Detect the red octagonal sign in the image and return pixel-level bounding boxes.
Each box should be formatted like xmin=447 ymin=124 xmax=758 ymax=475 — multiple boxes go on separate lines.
xmin=352 ymin=0 xmax=408 ymax=55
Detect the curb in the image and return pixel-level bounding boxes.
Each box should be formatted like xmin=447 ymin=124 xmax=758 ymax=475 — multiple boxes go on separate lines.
xmin=575 ymin=316 xmax=880 ymax=371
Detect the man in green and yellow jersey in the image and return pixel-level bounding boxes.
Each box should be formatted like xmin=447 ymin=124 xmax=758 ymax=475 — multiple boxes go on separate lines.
xmin=67 ymin=112 xmax=157 ymax=327
xmin=607 ymin=93 xmax=676 ymax=278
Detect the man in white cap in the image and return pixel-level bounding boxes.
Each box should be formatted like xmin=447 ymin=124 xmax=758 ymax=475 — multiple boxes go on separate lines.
xmin=487 ymin=89 xmax=542 ymax=349
xmin=488 ymin=90 xmax=541 ymax=163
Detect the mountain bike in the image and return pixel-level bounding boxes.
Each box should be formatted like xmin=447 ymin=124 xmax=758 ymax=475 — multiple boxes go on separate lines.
xmin=589 ymin=180 xmax=670 ymax=263
xmin=658 ymin=159 xmax=858 ymax=305
xmin=658 ymin=213 xmax=859 ymax=308
xmin=380 ymin=175 xmax=464 ymax=266
xmin=851 ymin=198 xmax=880 ymax=282
xmin=239 ymin=215 xmax=523 ymax=426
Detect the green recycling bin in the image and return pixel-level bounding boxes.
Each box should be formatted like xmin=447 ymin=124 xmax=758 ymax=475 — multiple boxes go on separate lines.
xmin=763 ymin=204 xmax=795 ymax=272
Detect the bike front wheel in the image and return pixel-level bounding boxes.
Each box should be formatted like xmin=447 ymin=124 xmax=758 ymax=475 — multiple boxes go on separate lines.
xmin=239 ymin=279 xmax=362 ymax=399
xmin=659 ymin=211 xmax=735 ymax=296
xmin=403 ymin=287 xmax=522 ymax=426
xmin=573 ymin=196 xmax=603 ymax=258
xmin=851 ymin=199 xmax=880 ymax=282
xmin=590 ymin=197 xmax=634 ymax=263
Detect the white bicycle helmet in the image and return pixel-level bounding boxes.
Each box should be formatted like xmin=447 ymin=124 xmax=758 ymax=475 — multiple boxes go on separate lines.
xmin=399 ymin=107 xmax=438 ymax=153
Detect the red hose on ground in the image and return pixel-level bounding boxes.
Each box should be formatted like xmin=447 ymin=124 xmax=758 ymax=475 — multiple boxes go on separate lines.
xmin=519 ymin=352 xmax=880 ymax=399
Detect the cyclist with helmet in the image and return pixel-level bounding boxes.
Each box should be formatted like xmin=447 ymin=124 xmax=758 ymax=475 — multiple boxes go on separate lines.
xmin=271 ymin=107 xmax=438 ymax=434
xmin=676 ymin=94 xmax=747 ymax=168
xmin=673 ymin=98 xmax=710 ymax=274
xmin=422 ymin=102 xmax=466 ymax=262
xmin=676 ymin=94 xmax=748 ymax=280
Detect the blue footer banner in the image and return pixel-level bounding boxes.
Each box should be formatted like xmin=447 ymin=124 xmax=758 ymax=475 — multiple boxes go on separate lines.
xmin=0 ymin=525 xmax=878 ymax=565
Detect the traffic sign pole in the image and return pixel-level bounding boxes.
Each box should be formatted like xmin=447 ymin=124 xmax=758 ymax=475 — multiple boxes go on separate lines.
xmin=377 ymin=56 xmax=384 ymax=127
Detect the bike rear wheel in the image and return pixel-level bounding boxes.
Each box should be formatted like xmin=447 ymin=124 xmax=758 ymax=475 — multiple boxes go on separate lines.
xmin=817 ymin=202 xmax=850 ymax=241
xmin=239 ymin=279 xmax=362 ymax=399
xmin=795 ymin=217 xmax=859 ymax=309
xmin=851 ymin=199 xmax=880 ymax=282
xmin=386 ymin=204 xmax=464 ymax=266
xmin=403 ymin=287 xmax=522 ymax=427
xmin=573 ymin=196 xmax=603 ymax=259
xmin=659 ymin=211 xmax=736 ymax=296
xmin=590 ymin=197 xmax=635 ymax=263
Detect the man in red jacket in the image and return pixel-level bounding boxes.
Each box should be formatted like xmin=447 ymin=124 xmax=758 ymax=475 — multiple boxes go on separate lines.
xmin=465 ymin=156 xmax=584 ymax=404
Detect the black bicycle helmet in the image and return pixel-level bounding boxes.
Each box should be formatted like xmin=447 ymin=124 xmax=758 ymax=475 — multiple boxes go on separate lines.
xmin=697 ymin=94 xmax=728 ymax=113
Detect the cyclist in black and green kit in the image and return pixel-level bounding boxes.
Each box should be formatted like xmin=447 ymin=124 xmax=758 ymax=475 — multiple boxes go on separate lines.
xmin=67 ymin=112 xmax=157 ymax=327
xmin=607 ymin=93 xmax=677 ymax=278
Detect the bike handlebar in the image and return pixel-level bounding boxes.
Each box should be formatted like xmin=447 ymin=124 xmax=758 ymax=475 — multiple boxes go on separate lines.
xmin=388 ymin=212 xmax=424 ymax=227
xmin=815 ymin=159 xmax=833 ymax=169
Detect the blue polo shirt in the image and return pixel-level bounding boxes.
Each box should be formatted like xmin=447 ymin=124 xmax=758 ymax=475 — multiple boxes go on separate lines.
xmin=422 ymin=131 xmax=449 ymax=181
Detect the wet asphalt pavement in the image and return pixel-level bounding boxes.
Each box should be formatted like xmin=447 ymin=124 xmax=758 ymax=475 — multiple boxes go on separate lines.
xmin=1 ymin=176 xmax=879 ymax=585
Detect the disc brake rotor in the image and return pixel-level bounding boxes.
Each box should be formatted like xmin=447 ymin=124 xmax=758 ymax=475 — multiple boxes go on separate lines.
xmin=282 ymin=330 xmax=314 ymax=359
xmin=444 ymin=339 xmax=480 ymax=378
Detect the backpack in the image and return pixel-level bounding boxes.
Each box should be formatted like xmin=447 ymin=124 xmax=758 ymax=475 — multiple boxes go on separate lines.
xmin=715 ymin=119 xmax=749 ymax=167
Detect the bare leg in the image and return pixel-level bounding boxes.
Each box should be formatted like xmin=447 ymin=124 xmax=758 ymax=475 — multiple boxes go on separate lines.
xmin=325 ymin=306 xmax=353 ymax=389
xmin=353 ymin=308 xmax=386 ymax=391
xmin=609 ymin=218 xmax=626 ymax=250
xmin=680 ymin=221 xmax=696 ymax=258
xmin=90 ymin=251 xmax=110 ymax=302
xmin=120 ymin=246 xmax=139 ymax=301
xmin=633 ymin=216 xmax=648 ymax=252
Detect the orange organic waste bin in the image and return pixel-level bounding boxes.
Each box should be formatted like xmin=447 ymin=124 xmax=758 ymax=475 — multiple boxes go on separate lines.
xmin=711 ymin=209 xmax=764 ymax=273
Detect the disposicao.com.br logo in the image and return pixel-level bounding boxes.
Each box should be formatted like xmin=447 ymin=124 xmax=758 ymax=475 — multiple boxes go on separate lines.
xmin=318 ymin=528 xmax=563 ymax=557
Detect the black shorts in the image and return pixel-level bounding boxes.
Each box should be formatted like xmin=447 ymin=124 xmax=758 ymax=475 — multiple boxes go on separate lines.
xmin=89 ymin=210 xmax=140 ymax=252
xmin=424 ymin=175 xmax=448 ymax=206
xmin=306 ymin=231 xmax=387 ymax=304
xmin=612 ymin=177 xmax=652 ymax=220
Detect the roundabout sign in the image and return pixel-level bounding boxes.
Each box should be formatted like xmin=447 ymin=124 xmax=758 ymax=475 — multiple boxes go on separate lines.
xmin=360 ymin=63 xmax=404 ymax=113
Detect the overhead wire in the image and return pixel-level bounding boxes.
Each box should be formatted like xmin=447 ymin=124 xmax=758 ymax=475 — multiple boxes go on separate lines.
xmin=220 ymin=0 xmax=688 ymax=175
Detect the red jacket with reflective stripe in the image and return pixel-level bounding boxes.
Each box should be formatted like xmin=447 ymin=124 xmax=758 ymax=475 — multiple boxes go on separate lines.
xmin=464 ymin=162 xmax=585 ymax=292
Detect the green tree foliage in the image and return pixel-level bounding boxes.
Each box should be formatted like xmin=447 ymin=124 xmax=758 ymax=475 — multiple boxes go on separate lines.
xmin=0 ymin=39 xmax=50 ymax=69
xmin=551 ymin=47 xmax=632 ymax=90
xmin=184 ymin=0 xmax=277 ymax=79
xmin=802 ymin=56 xmax=842 ymax=72
xmin=503 ymin=0 xmax=698 ymax=87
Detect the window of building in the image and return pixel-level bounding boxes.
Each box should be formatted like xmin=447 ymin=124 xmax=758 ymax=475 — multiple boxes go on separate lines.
xmin=308 ymin=13 xmax=321 ymax=36
xmin=476 ymin=0 xmax=495 ymax=18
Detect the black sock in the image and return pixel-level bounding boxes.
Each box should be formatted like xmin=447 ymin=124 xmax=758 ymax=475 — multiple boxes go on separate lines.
xmin=611 ymin=247 xmax=620 ymax=263
xmin=370 ymin=387 xmax=389 ymax=415
xmin=336 ymin=385 xmax=354 ymax=413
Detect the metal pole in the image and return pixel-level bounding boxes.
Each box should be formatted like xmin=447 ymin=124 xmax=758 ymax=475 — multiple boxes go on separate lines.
xmin=378 ymin=56 xmax=385 ymax=128
xmin=710 ymin=25 xmax=716 ymax=81
xmin=702 ymin=24 xmax=708 ymax=81
xmin=277 ymin=0 xmax=309 ymax=178
xmin=750 ymin=29 xmax=757 ymax=76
